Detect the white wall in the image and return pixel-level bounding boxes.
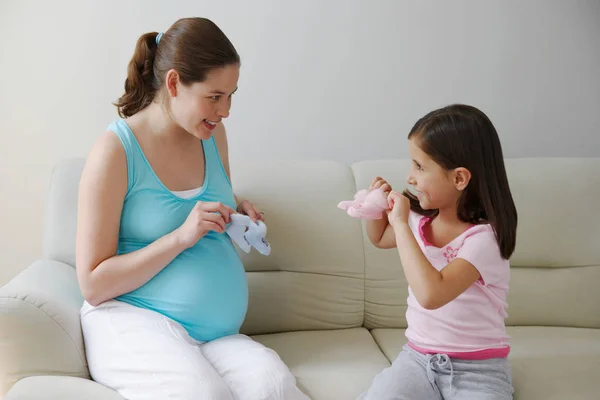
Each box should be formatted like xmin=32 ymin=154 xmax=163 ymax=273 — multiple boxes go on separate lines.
xmin=1 ymin=0 xmax=599 ymax=285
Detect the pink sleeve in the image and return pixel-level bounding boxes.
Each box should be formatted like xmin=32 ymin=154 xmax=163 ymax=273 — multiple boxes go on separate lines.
xmin=456 ymin=226 xmax=509 ymax=287
xmin=408 ymin=211 xmax=426 ymax=244
xmin=408 ymin=211 xmax=421 ymax=232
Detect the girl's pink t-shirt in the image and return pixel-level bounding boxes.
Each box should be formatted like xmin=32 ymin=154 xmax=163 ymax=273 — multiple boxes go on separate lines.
xmin=405 ymin=211 xmax=511 ymax=359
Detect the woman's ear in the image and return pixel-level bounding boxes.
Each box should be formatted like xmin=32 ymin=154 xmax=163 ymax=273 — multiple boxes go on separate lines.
xmin=453 ymin=167 xmax=471 ymax=191
xmin=165 ymin=69 xmax=180 ymax=97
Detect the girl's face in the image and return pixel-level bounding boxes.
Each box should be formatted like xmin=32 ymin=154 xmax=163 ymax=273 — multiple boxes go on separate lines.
xmin=406 ymin=138 xmax=467 ymax=211
xmin=167 ymin=64 xmax=240 ymax=140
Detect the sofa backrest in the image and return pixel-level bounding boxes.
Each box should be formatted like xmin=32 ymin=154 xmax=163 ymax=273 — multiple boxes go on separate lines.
xmin=229 ymin=160 xmax=366 ymax=335
xmin=353 ymin=158 xmax=600 ymax=330
xmin=43 ymin=157 xmax=600 ymax=334
xmin=43 ymin=158 xmax=84 ymax=268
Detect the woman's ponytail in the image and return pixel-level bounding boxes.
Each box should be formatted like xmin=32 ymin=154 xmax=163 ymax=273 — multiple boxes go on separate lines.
xmin=114 ymin=32 xmax=160 ymax=118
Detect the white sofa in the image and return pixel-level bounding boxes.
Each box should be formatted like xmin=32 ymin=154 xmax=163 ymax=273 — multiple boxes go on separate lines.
xmin=1 ymin=157 xmax=599 ymax=399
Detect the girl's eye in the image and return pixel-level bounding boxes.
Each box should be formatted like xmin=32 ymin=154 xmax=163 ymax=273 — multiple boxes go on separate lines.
xmin=211 ymin=96 xmax=220 ymax=101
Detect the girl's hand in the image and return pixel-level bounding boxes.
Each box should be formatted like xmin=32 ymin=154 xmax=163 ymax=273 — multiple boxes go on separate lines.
xmin=387 ymin=190 xmax=410 ymax=227
xmin=236 ymin=199 xmax=264 ymax=223
xmin=369 ymin=176 xmax=392 ymax=194
xmin=176 ymin=201 xmax=236 ymax=249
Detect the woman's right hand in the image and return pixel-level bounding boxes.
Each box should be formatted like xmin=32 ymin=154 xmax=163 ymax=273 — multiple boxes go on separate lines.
xmin=369 ymin=176 xmax=392 ymax=194
xmin=176 ymin=201 xmax=236 ymax=249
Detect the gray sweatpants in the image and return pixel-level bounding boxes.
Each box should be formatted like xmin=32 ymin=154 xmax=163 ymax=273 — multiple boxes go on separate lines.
xmin=359 ymin=345 xmax=514 ymax=400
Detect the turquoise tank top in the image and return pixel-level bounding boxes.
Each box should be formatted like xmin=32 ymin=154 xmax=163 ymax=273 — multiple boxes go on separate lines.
xmin=110 ymin=119 xmax=248 ymax=342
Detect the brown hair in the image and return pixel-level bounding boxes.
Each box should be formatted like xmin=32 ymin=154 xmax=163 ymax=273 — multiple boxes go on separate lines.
xmin=114 ymin=17 xmax=240 ymax=118
xmin=403 ymin=104 xmax=518 ymax=259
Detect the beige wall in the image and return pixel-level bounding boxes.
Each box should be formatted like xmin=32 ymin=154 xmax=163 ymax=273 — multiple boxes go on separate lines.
xmin=1 ymin=0 xmax=599 ymax=286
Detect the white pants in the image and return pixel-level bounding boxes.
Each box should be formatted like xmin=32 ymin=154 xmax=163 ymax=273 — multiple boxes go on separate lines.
xmin=80 ymin=300 xmax=310 ymax=400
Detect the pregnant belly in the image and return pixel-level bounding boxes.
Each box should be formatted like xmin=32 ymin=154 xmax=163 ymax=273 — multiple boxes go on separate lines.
xmin=117 ymin=237 xmax=249 ymax=342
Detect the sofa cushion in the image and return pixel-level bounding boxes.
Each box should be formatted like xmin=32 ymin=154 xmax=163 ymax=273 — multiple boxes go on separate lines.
xmin=370 ymin=327 xmax=600 ymax=400
xmin=252 ymin=328 xmax=390 ymax=400
xmin=5 ymin=376 xmax=124 ymax=400
xmin=231 ymin=160 xmax=368 ymax=335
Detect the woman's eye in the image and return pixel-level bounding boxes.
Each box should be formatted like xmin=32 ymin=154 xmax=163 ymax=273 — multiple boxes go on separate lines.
xmin=211 ymin=95 xmax=220 ymax=101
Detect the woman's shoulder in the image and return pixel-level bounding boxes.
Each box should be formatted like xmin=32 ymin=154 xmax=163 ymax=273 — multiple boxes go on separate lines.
xmin=211 ymin=122 xmax=231 ymax=176
xmin=90 ymin=128 xmax=126 ymax=164
xmin=212 ymin=122 xmax=228 ymax=147
xmin=81 ymin=126 xmax=128 ymax=187
xmin=92 ymin=115 xmax=144 ymax=167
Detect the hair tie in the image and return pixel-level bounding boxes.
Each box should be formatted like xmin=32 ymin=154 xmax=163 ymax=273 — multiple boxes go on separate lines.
xmin=156 ymin=32 xmax=163 ymax=45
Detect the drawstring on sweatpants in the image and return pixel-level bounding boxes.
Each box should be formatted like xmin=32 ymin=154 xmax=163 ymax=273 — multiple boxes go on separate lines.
xmin=426 ymin=353 xmax=455 ymax=395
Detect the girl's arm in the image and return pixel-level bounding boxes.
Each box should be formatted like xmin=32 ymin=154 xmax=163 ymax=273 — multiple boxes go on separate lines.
xmin=366 ymin=217 xmax=396 ymax=249
xmin=388 ymin=192 xmax=480 ymax=310
xmin=365 ymin=177 xmax=396 ymax=248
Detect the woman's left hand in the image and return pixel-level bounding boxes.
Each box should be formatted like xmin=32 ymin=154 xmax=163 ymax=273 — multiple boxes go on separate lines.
xmin=387 ymin=190 xmax=410 ymax=227
xmin=236 ymin=199 xmax=264 ymax=223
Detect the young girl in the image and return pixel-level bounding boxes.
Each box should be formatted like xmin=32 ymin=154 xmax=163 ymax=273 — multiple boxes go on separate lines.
xmin=361 ymin=104 xmax=517 ymax=399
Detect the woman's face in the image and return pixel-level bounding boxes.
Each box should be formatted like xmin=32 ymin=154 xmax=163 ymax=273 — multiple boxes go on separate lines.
xmin=167 ymin=63 xmax=240 ymax=140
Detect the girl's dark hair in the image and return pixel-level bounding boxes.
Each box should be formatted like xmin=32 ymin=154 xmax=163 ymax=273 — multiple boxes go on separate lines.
xmin=404 ymin=104 xmax=518 ymax=259
xmin=114 ymin=17 xmax=240 ymax=118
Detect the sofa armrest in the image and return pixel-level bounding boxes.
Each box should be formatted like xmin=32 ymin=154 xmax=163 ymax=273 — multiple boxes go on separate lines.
xmin=0 ymin=260 xmax=88 ymax=396
xmin=5 ymin=376 xmax=124 ymax=400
